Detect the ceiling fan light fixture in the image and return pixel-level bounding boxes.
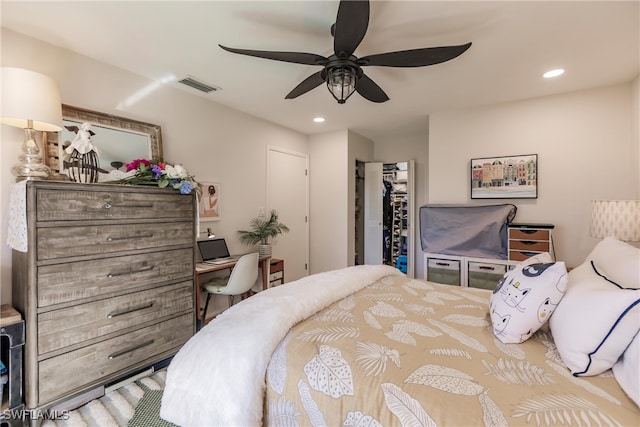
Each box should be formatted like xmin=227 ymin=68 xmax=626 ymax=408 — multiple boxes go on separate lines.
xmin=219 ymin=1 xmax=471 ymax=104
xmin=327 ymin=65 xmax=357 ymax=104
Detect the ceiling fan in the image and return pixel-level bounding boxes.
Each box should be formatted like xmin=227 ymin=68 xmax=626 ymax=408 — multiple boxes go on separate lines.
xmin=219 ymin=0 xmax=471 ymax=104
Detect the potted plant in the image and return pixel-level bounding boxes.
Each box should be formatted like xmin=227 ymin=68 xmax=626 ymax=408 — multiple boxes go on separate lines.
xmin=238 ymin=210 xmax=289 ymax=257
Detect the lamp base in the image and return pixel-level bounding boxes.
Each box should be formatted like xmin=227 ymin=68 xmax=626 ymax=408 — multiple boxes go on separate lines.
xmin=12 ymin=127 xmax=50 ymax=182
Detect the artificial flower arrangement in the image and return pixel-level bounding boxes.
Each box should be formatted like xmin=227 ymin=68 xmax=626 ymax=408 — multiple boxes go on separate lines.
xmin=110 ymin=158 xmax=200 ymax=195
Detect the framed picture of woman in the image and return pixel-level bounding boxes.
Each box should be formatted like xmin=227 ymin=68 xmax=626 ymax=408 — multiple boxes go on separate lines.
xmin=199 ymin=182 xmax=221 ymax=221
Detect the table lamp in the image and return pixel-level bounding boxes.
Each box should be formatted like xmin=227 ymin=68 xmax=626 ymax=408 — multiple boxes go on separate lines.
xmin=1 ymin=67 xmax=62 ymax=181
xmin=589 ymin=200 xmax=640 ymax=242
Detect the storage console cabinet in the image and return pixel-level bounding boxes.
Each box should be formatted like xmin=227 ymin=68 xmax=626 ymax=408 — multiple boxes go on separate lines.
xmin=11 ymin=181 xmax=196 ymax=414
xmin=424 ymin=223 xmax=555 ymax=290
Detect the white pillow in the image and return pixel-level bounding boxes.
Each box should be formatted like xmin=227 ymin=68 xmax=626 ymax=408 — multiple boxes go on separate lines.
xmin=613 ymin=331 xmax=639 ymax=407
xmin=550 ymin=261 xmax=640 ymax=376
xmin=490 ymin=258 xmax=568 ymax=344
xmin=587 ymin=236 xmax=640 ymax=288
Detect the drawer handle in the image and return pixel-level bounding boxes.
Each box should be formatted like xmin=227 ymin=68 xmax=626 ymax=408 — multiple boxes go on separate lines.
xmin=108 ymin=340 xmax=155 ymax=360
xmin=91 ymin=202 xmax=154 ymax=211
xmin=106 ymin=232 xmax=154 ymax=242
xmin=519 ymin=240 xmax=539 ymax=246
xmin=107 ymin=265 xmax=154 ymax=278
xmin=107 ymin=302 xmax=155 ymax=319
xmin=478 ymin=266 xmax=496 ymax=271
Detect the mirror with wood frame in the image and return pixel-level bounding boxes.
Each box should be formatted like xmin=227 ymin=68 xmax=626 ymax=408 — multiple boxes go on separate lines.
xmin=44 ymin=104 xmax=162 ymax=180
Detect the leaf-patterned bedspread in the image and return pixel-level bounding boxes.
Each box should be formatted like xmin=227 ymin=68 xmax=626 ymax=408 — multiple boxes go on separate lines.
xmin=264 ymin=274 xmax=638 ymax=426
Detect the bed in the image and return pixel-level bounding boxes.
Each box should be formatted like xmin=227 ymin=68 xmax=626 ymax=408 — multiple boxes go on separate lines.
xmin=160 ymin=239 xmax=639 ymax=426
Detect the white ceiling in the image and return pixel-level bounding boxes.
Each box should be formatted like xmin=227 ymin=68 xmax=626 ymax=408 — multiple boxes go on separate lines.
xmin=2 ymin=1 xmax=638 ymax=140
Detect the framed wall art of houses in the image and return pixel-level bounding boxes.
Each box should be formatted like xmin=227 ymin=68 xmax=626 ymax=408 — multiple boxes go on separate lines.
xmin=471 ymin=154 xmax=538 ymax=199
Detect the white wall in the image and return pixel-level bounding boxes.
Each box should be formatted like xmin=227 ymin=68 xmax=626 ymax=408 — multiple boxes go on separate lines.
xmin=0 ymin=28 xmax=309 ymax=304
xmin=632 ymin=76 xmax=639 ymax=190
xmin=347 ymin=130 xmax=374 ymax=266
xmin=309 ymin=130 xmax=349 ymax=274
xmin=428 ymin=82 xmax=639 ymax=268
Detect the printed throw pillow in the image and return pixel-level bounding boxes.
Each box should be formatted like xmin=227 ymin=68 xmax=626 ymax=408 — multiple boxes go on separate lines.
xmin=490 ymin=260 xmax=568 ymax=344
xmin=549 ymin=260 xmax=640 ymax=376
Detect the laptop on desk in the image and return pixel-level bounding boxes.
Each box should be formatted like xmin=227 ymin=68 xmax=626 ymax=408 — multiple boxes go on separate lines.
xmin=197 ymin=238 xmax=237 ymax=265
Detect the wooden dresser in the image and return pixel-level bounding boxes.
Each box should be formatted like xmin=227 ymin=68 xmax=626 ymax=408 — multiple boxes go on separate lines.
xmin=11 ymin=181 xmax=196 ymax=413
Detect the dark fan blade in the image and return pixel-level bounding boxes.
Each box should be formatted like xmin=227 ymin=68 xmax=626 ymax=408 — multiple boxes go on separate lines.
xmin=359 ymin=42 xmax=472 ymax=67
xmin=333 ymin=0 xmax=370 ymax=58
xmin=219 ymin=45 xmax=327 ymax=66
xmin=356 ymin=73 xmax=389 ymax=103
xmin=285 ymin=71 xmax=325 ymax=99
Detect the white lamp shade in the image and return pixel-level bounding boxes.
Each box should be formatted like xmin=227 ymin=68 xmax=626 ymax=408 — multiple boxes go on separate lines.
xmin=590 ymin=200 xmax=640 ymax=241
xmin=1 ymin=67 xmax=62 ymax=132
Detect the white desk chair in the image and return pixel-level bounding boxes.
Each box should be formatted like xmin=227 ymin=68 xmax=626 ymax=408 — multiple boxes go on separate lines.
xmin=201 ymin=252 xmax=259 ymax=319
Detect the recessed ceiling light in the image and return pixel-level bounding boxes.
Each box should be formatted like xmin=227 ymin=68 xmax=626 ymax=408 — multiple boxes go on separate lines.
xmin=313 ymin=117 xmax=325 ymax=123
xmin=543 ymin=69 xmax=565 ymax=78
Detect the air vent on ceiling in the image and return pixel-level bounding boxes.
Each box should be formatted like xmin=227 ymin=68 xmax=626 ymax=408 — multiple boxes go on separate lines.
xmin=177 ymin=76 xmax=221 ymax=93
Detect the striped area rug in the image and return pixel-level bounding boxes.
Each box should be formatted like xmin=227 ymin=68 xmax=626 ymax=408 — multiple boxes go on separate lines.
xmin=42 ymin=370 xmax=172 ymax=427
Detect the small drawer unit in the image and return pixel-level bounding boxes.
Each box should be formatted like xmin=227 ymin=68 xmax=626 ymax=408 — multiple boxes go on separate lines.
xmin=508 ymin=223 xmax=555 ymax=261
xmin=269 ymin=259 xmax=284 ymax=287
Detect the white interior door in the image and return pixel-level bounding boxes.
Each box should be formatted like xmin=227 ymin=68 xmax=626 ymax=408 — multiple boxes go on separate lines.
xmin=364 ymin=162 xmax=383 ymax=265
xmin=267 ymin=147 xmax=309 ymax=282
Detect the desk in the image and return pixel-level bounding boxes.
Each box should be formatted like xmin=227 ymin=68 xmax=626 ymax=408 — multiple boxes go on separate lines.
xmin=195 ymin=255 xmax=270 ymax=323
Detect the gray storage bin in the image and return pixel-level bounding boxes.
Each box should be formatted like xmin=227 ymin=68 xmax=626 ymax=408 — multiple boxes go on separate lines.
xmin=468 ymin=261 xmax=507 ymax=290
xmin=427 ymin=258 xmax=461 ymax=286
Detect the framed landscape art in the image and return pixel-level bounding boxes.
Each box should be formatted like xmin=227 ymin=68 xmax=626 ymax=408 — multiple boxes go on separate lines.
xmin=199 ymin=182 xmax=221 ymax=221
xmin=470 ymin=154 xmax=538 ymax=199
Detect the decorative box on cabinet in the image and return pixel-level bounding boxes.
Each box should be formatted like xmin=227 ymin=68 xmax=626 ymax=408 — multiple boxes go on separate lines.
xmin=508 ymin=223 xmax=555 ymax=261
xmin=11 ymin=181 xmax=196 ymax=415
xmin=424 ymin=253 xmax=516 ymax=289
xmin=269 ymin=259 xmax=284 ymax=287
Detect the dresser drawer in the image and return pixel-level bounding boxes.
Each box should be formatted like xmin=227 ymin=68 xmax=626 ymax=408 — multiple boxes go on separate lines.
xmin=269 ymin=271 xmax=283 ymax=281
xmin=37 ymin=222 xmax=194 ymax=260
xmin=508 ymin=240 xmax=550 ymax=252
xmin=36 ymin=188 xmax=193 ymax=221
xmin=38 ymin=313 xmax=192 ymax=404
xmin=37 ymin=281 xmax=193 ymax=355
xmin=509 ymin=251 xmax=541 ymax=262
xmin=508 ymin=229 xmax=550 ymax=241
xmin=38 ymin=248 xmax=193 ymax=307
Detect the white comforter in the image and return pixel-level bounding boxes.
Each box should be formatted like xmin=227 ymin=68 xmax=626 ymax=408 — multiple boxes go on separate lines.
xmin=160 ymin=264 xmax=403 ymax=426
